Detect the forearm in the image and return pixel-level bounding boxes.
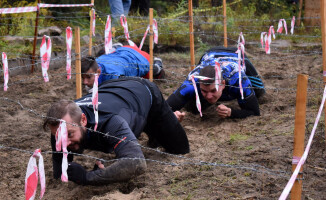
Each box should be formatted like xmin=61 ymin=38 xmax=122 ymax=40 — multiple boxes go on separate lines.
xmin=86 ymin=159 xmax=147 ymax=185
xmin=231 ymin=94 xmax=260 ymax=119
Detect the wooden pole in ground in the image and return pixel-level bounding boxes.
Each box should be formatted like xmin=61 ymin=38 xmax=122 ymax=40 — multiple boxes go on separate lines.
xmin=88 ymin=0 xmax=95 ymax=56
xmin=321 ymin=0 xmax=326 ymax=145
xmin=149 ymin=8 xmax=154 ymax=82
xmin=75 ymin=27 xmax=82 ymax=99
xmin=297 ymin=0 xmax=303 ymax=26
xmin=31 ymin=0 xmax=41 ymax=73
xmin=223 ymin=0 xmax=227 ymax=47
xmin=290 ymin=74 xmax=308 ymax=200
xmin=188 ymin=0 xmax=195 ymax=71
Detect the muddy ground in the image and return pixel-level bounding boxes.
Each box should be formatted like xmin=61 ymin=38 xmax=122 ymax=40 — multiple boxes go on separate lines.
xmin=0 ymin=43 xmax=326 ymax=200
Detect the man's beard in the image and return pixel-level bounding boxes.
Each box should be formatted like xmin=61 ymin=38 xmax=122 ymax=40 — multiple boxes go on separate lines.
xmin=69 ymin=127 xmax=87 ymax=154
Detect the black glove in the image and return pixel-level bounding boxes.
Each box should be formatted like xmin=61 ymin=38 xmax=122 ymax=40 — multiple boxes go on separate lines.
xmin=67 ymin=162 xmax=88 ymax=185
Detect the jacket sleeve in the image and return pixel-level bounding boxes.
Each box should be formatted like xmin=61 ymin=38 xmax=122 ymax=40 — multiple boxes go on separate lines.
xmin=84 ymin=115 xmax=147 ymax=185
xmin=230 ymin=93 xmax=260 ymax=118
xmin=166 ymin=79 xmax=195 ymax=111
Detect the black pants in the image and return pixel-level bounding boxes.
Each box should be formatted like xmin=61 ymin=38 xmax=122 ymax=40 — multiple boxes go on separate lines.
xmin=142 ymin=80 xmax=190 ymax=154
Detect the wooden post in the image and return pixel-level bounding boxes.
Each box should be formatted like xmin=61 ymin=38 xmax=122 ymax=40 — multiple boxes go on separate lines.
xmin=88 ymin=0 xmax=95 ymax=56
xmin=322 ymin=0 xmax=326 ymax=144
xmin=297 ymin=0 xmax=303 ymax=26
xmin=31 ymin=0 xmax=41 ymax=73
xmin=149 ymin=8 xmax=154 ymax=82
xmin=188 ymin=0 xmax=196 ymax=71
xmin=290 ymin=74 xmax=308 ymax=200
xmin=75 ymin=27 xmax=82 ymax=99
xmin=223 ymin=0 xmax=227 ymax=47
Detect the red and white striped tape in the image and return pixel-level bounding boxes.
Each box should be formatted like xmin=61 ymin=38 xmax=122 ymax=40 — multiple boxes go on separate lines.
xmin=0 ymin=3 xmax=93 ymax=14
xmin=55 ymin=120 xmax=68 ymax=182
xmin=190 ymin=75 xmax=202 ymax=117
xmin=0 ymin=6 xmax=37 ymax=14
xmin=40 ymin=35 xmax=51 ymax=82
xmin=120 ymin=15 xmax=136 ymax=47
xmin=236 ymin=32 xmax=245 ymax=99
xmin=92 ymin=74 xmax=99 ymax=131
xmin=260 ymin=32 xmax=267 ymax=48
xmin=38 ymin=3 xmax=93 ymax=8
xmin=25 ymin=149 xmax=45 ymax=200
xmin=291 ymin=16 xmax=295 ymax=35
xmin=92 ymin=8 xmax=96 ymax=36
xmin=279 ymin=85 xmax=326 ymax=200
xmin=2 ymin=52 xmax=9 ymax=91
xmin=139 ymin=19 xmax=159 ymax=50
xmin=66 ymin=27 xmax=72 ymax=80
xmin=215 ymin=61 xmax=222 ymax=92
xmin=265 ymin=26 xmax=275 ymax=54
xmin=277 ymin=19 xmax=288 ymax=35
xmin=105 ymin=15 xmax=113 ymax=54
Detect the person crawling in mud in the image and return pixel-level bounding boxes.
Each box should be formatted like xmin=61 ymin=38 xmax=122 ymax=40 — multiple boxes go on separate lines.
xmin=167 ymin=46 xmax=265 ymax=120
xmin=43 ymin=77 xmax=189 ymax=185
xmin=81 ymin=43 xmax=164 ymax=92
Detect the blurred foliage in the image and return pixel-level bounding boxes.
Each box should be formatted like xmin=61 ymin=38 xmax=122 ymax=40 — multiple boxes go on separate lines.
xmin=0 ymin=0 xmax=321 ymax=55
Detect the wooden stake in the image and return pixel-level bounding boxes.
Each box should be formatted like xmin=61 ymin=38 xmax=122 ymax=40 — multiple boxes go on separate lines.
xmin=31 ymin=0 xmax=41 ymax=73
xmin=223 ymin=0 xmax=227 ymax=47
xmin=290 ymin=74 xmax=308 ymax=200
xmin=88 ymin=0 xmax=94 ymax=56
xmin=75 ymin=27 xmax=82 ymax=99
xmin=188 ymin=0 xmax=196 ymax=71
xmin=297 ymin=0 xmax=303 ymax=26
xmin=149 ymin=8 xmax=154 ymax=82
xmin=322 ymin=0 xmax=326 ymax=146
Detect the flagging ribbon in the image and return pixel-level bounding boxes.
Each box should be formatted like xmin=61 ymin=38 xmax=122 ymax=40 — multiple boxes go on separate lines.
xmin=190 ymin=75 xmax=202 ymax=117
xmin=215 ymin=61 xmax=222 ymax=92
xmin=120 ymin=15 xmax=136 ymax=47
xmin=260 ymin=32 xmax=267 ymax=48
xmin=105 ymin=15 xmax=113 ymax=54
xmin=92 ymin=74 xmax=99 ymax=131
xmin=279 ymin=85 xmax=326 ymax=200
xmin=236 ymin=32 xmax=245 ymax=99
xmin=139 ymin=19 xmax=158 ymax=50
xmin=91 ymin=8 xmax=96 ymax=36
xmin=292 ymin=156 xmax=301 ymax=165
xmin=40 ymin=35 xmax=51 ymax=82
xmin=277 ymin=19 xmax=288 ymax=35
xmin=0 ymin=3 xmax=93 ymax=14
xmin=55 ymin=120 xmax=68 ymax=182
xmin=265 ymin=26 xmax=275 ymax=54
xmin=25 ymin=149 xmax=45 ymax=200
xmin=323 ymin=71 xmax=326 ymax=77
xmin=66 ymin=27 xmax=72 ymax=80
xmin=2 ymin=52 xmax=9 ymax=91
xmin=290 ymin=16 xmax=295 ymax=35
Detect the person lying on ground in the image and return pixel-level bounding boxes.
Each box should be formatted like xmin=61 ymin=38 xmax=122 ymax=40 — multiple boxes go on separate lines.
xmin=167 ymin=46 xmax=265 ymax=120
xmin=43 ymin=77 xmax=190 ymax=186
xmin=81 ymin=43 xmax=164 ymax=91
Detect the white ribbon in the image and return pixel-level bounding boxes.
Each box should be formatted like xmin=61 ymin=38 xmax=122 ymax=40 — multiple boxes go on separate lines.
xmin=2 ymin=52 xmax=9 ymax=91
xmin=40 ymin=35 xmax=51 ymax=82
xmin=25 ymin=149 xmax=46 ymax=200
xmin=92 ymin=8 xmax=96 ymax=36
xmin=260 ymin=32 xmax=267 ymax=48
xmin=190 ymin=75 xmax=202 ymax=117
xmin=66 ymin=27 xmax=72 ymax=80
xmin=215 ymin=61 xmax=222 ymax=92
xmin=236 ymin=32 xmax=245 ymax=99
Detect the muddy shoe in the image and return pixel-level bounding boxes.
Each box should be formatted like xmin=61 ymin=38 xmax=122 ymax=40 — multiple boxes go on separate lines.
xmin=153 ymin=57 xmax=165 ymax=79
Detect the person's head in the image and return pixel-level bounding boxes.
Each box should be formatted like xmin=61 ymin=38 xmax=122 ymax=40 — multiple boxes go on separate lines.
xmin=81 ymin=56 xmax=101 ymax=88
xmin=43 ymin=100 xmax=88 ymax=153
xmin=198 ymin=65 xmax=225 ymax=104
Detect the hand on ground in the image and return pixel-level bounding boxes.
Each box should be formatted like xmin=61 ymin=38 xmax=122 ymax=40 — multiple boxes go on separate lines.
xmin=216 ymin=104 xmax=231 ymax=118
xmin=174 ymin=111 xmax=186 ymax=122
